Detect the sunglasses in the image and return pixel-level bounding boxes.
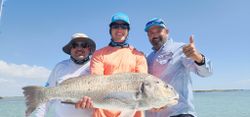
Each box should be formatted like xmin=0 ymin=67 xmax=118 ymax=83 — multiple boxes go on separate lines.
xmin=111 ymin=24 xmax=129 ymax=30
xmin=71 ymin=42 xmax=89 ymax=49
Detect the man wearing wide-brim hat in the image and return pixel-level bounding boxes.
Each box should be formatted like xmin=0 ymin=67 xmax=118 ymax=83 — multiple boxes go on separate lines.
xmin=63 ymin=33 xmax=96 ymax=56
xmin=35 ymin=33 xmax=96 ymax=117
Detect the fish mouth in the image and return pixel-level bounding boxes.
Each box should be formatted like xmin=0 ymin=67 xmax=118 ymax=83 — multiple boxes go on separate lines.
xmin=168 ymin=94 xmax=179 ymax=106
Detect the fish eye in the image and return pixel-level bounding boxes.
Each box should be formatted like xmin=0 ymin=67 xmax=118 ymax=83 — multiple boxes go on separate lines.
xmin=165 ymin=84 xmax=169 ymax=88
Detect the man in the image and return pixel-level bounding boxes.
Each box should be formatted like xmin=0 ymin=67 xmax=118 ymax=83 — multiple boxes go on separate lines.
xmin=35 ymin=33 xmax=96 ymax=117
xmin=75 ymin=12 xmax=148 ymax=117
xmin=144 ymin=18 xmax=213 ymax=117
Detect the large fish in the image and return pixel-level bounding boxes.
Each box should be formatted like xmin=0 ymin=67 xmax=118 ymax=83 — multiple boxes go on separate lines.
xmin=23 ymin=73 xmax=179 ymax=116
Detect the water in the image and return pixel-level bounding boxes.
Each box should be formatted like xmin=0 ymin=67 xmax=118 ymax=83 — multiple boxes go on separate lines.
xmin=194 ymin=90 xmax=250 ymax=117
xmin=1 ymin=90 xmax=250 ymax=117
xmin=0 ymin=97 xmax=54 ymax=117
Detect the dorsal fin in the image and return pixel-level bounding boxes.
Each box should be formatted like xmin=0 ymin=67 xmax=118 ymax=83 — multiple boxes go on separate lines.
xmin=59 ymin=74 xmax=102 ymax=86
xmin=59 ymin=76 xmax=84 ymax=86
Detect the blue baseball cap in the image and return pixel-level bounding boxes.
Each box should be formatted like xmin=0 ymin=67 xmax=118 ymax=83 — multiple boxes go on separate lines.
xmin=144 ymin=18 xmax=167 ymax=32
xmin=110 ymin=12 xmax=130 ymax=25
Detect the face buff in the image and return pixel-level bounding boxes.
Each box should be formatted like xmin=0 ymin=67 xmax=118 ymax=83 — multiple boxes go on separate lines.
xmin=108 ymin=39 xmax=129 ymax=48
xmin=70 ymin=56 xmax=90 ymax=65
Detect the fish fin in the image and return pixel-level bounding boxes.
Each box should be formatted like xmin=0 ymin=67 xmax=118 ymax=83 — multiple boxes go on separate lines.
xmin=119 ymin=103 xmax=139 ymax=117
xmin=103 ymin=92 xmax=135 ymax=105
xmin=59 ymin=74 xmax=102 ymax=86
xmin=22 ymin=86 xmax=46 ymax=117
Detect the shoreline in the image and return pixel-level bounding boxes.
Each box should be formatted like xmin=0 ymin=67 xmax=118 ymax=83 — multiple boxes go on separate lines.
xmin=193 ymin=89 xmax=247 ymax=93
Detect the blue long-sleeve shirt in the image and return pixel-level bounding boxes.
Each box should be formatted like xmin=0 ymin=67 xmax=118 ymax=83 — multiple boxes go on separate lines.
xmin=145 ymin=39 xmax=212 ymax=117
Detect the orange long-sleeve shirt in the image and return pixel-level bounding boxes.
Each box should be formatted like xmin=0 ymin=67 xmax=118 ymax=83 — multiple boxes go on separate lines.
xmin=90 ymin=45 xmax=148 ymax=117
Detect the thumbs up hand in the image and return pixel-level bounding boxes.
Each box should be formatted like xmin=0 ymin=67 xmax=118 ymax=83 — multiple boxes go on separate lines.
xmin=182 ymin=35 xmax=203 ymax=63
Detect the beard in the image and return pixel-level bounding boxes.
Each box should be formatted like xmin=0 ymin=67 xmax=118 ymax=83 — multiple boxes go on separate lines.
xmin=150 ymin=35 xmax=166 ymax=50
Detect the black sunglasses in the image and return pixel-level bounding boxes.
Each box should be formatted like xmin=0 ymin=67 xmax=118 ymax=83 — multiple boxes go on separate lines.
xmin=111 ymin=24 xmax=129 ymax=30
xmin=71 ymin=42 xmax=89 ymax=48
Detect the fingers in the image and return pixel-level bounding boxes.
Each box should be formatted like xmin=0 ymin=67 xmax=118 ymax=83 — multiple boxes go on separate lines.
xmin=80 ymin=96 xmax=88 ymax=109
xmin=75 ymin=96 xmax=93 ymax=109
xmin=183 ymin=35 xmax=197 ymax=58
xmin=149 ymin=108 xmax=159 ymax=112
xmin=85 ymin=97 xmax=93 ymax=108
xmin=183 ymin=44 xmax=196 ymax=55
xmin=183 ymin=46 xmax=196 ymax=57
xmin=149 ymin=106 xmax=167 ymax=112
xmin=150 ymin=108 xmax=161 ymax=112
xmin=183 ymin=44 xmax=195 ymax=52
xmin=75 ymin=98 xmax=83 ymax=109
xmin=189 ymin=35 xmax=194 ymax=44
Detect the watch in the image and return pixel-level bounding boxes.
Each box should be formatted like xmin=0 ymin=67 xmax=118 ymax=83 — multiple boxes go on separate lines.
xmin=195 ymin=54 xmax=205 ymax=66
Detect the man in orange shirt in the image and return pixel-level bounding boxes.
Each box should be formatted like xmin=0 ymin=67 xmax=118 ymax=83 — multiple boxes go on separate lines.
xmin=75 ymin=12 xmax=148 ymax=117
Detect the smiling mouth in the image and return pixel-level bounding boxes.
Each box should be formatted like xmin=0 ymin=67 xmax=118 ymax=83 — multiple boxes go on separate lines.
xmin=152 ymin=37 xmax=160 ymax=40
xmin=116 ymin=32 xmax=124 ymax=36
xmin=75 ymin=50 xmax=85 ymax=54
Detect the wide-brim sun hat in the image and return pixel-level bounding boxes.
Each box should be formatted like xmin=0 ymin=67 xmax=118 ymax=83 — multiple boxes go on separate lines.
xmin=63 ymin=33 xmax=96 ymax=55
xmin=145 ymin=18 xmax=167 ymax=32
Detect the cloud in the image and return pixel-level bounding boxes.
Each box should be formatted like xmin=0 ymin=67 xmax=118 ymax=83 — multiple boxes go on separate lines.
xmin=0 ymin=60 xmax=51 ymax=96
xmin=0 ymin=60 xmax=50 ymax=79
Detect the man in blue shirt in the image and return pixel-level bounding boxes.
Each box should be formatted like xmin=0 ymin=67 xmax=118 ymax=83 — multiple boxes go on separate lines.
xmin=144 ymin=18 xmax=213 ymax=117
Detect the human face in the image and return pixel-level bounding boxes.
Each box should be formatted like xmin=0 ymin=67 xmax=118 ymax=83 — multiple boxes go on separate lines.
xmin=70 ymin=41 xmax=91 ymax=60
xmin=110 ymin=21 xmax=129 ymax=42
xmin=147 ymin=26 xmax=169 ymax=50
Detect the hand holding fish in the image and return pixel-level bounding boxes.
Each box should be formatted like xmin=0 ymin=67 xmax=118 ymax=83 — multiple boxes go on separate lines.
xmin=149 ymin=105 xmax=168 ymax=112
xmin=75 ymin=96 xmax=94 ymax=109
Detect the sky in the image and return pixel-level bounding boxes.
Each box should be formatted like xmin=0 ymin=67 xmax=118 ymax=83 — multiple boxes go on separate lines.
xmin=0 ymin=0 xmax=250 ymax=96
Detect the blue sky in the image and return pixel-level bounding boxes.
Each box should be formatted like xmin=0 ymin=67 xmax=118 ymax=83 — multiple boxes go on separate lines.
xmin=0 ymin=0 xmax=250 ymax=96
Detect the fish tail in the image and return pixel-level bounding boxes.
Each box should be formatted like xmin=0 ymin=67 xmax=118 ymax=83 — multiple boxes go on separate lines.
xmin=22 ymin=86 xmax=47 ymax=117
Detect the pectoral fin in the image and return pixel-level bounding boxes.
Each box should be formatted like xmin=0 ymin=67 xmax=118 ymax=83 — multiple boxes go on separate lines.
xmin=103 ymin=92 xmax=133 ymax=103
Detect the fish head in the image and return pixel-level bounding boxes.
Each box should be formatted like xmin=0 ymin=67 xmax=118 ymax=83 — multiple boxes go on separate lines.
xmin=139 ymin=75 xmax=179 ymax=109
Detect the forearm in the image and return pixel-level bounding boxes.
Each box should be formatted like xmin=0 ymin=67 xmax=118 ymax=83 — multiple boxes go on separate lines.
xmin=194 ymin=56 xmax=213 ymax=77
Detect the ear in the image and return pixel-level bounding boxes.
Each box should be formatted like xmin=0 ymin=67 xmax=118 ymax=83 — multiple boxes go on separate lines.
xmin=163 ymin=28 xmax=169 ymax=34
xmin=109 ymin=28 xmax=112 ymax=35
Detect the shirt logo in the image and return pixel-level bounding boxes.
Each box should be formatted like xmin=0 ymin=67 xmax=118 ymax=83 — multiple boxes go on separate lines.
xmin=156 ymin=52 xmax=173 ymax=64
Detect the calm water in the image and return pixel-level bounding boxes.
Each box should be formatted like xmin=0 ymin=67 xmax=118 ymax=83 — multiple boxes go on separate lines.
xmin=1 ymin=90 xmax=250 ymax=117
xmin=194 ymin=90 xmax=250 ymax=117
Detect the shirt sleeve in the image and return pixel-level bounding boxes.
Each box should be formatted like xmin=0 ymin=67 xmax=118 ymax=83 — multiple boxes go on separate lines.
xmin=134 ymin=50 xmax=148 ymax=73
xmin=35 ymin=103 xmax=51 ymax=117
xmin=90 ymin=50 xmax=104 ymax=75
xmin=182 ymin=54 xmax=213 ymax=77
